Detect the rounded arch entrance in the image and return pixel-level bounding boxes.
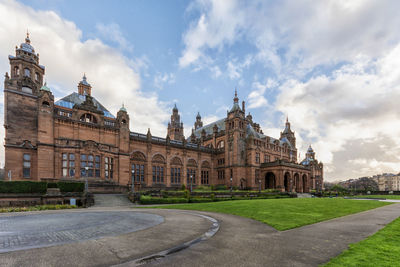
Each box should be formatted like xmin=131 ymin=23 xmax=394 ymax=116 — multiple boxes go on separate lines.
xmin=302 ymin=174 xmax=308 ymax=193
xmin=265 ymin=172 xmax=276 ymax=189
xmin=294 ymin=173 xmax=301 ymax=192
xmin=284 ymin=172 xmax=290 ymax=192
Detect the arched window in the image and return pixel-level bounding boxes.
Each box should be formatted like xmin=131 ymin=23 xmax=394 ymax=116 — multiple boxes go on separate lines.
xmin=201 ymin=161 xmax=210 ymax=185
xmin=187 ymin=159 xmax=197 ymax=185
xmin=14 ymin=66 xmax=19 ymax=76
xmin=42 ymin=101 xmax=50 ymax=107
xmin=80 ymin=113 xmax=97 ymax=124
xmin=24 ymin=68 xmax=30 ymax=77
xmin=170 ymin=157 xmax=183 ymax=184
xmin=131 ymin=151 xmax=146 ymax=183
xmin=152 ymin=154 xmax=166 ymax=184
xmin=217 ymin=140 xmax=225 ymax=148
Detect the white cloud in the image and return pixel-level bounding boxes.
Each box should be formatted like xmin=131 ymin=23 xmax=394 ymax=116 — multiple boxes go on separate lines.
xmin=247 ymin=79 xmax=277 ymax=109
xmin=95 ymin=22 xmax=132 ymax=53
xmin=154 ymin=72 xmax=175 ymax=89
xmin=0 ymin=0 xmax=170 ymax=164
xmin=182 ymin=0 xmax=400 ymax=180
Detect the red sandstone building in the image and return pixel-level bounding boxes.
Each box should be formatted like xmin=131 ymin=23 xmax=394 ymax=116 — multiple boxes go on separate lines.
xmin=3 ymin=35 xmax=323 ymax=192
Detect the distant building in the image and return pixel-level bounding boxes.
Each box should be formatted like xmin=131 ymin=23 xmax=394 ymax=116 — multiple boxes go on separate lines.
xmin=3 ymin=34 xmax=324 ymax=192
xmin=377 ymin=174 xmax=400 ymax=191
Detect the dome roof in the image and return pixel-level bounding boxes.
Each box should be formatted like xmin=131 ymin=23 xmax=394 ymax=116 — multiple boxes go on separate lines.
xmin=40 ymin=82 xmax=51 ymax=92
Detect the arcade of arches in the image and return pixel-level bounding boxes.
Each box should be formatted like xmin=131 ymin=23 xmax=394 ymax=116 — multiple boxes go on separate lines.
xmin=263 ymin=170 xmax=310 ymax=193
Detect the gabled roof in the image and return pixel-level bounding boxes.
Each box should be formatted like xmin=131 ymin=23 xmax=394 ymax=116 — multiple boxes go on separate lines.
xmin=55 ymin=92 xmax=115 ymax=118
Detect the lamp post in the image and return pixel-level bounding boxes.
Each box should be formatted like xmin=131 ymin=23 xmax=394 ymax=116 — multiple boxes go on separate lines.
xmin=190 ymin=174 xmax=193 ymax=193
xmin=131 ymin=169 xmax=135 ymax=193
xmin=230 ymin=176 xmax=233 ymax=193
xmin=84 ymin=166 xmax=89 ymax=192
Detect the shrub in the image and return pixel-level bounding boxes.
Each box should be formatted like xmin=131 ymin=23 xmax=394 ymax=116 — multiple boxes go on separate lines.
xmin=181 ymin=184 xmax=186 ymax=191
xmin=47 ymin=182 xmax=58 ymax=188
xmin=184 ymin=189 xmax=190 ymax=199
xmin=0 ymin=181 xmax=47 ymax=194
xmin=189 ymin=197 xmax=213 ymax=203
xmin=57 ymin=182 xmax=84 ymax=192
xmin=215 ymin=185 xmax=227 ymax=191
xmin=161 ymin=190 xmax=169 ymax=198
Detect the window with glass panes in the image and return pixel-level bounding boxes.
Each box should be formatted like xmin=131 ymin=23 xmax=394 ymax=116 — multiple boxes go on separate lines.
xmin=131 ymin=163 xmax=144 ymax=182
xmin=62 ymin=153 xmax=75 ymax=177
xmin=201 ymin=170 xmax=209 ymax=184
xmin=152 ymin=166 xmax=164 ymax=183
xmin=80 ymin=154 xmax=100 ymax=177
xmin=170 ymin=168 xmax=181 ymax=184
xmin=256 ymin=152 xmax=260 ymax=163
xmin=105 ymin=157 xmax=114 ymax=179
xmin=23 ymin=154 xmax=31 ymax=178
xmin=187 ymin=169 xmax=196 ymax=184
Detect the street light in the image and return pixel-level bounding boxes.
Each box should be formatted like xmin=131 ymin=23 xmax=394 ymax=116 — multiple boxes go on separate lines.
xmin=190 ymin=174 xmax=193 ymax=193
xmin=131 ymin=169 xmax=135 ymax=193
xmin=230 ymin=176 xmax=233 ymax=193
xmin=84 ymin=166 xmax=89 ymax=192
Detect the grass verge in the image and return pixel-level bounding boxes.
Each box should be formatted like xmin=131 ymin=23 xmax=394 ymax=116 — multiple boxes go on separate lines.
xmin=0 ymin=204 xmax=78 ymax=213
xmin=348 ymin=195 xmax=400 ymax=200
xmin=324 ymin=216 xmax=400 ymax=267
xmin=148 ymin=198 xmax=391 ymax=230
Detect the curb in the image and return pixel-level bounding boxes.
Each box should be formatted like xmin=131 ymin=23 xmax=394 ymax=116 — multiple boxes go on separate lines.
xmin=112 ymin=212 xmax=220 ymax=266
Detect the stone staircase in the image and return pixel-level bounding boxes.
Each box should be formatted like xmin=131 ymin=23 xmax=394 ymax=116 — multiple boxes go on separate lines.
xmin=297 ymin=193 xmax=312 ymax=198
xmin=92 ymin=194 xmax=133 ymax=207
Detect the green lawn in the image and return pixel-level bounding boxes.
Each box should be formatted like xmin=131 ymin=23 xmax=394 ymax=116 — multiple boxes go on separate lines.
xmin=349 ymin=195 xmax=400 ymax=200
xmin=324 ymin=216 xmax=400 ymax=267
xmin=149 ymin=198 xmax=390 ymax=230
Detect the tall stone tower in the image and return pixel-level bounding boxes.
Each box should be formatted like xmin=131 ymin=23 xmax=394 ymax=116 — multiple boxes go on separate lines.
xmin=194 ymin=112 xmax=203 ymax=130
xmin=167 ymin=104 xmax=184 ymax=141
xmin=4 ymin=33 xmax=50 ymax=180
xmin=225 ymin=90 xmax=247 ymax=184
xmin=280 ymin=117 xmax=296 ymax=148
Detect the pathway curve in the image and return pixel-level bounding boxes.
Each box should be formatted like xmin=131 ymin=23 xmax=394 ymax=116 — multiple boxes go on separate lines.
xmin=136 ymin=203 xmax=400 ymax=267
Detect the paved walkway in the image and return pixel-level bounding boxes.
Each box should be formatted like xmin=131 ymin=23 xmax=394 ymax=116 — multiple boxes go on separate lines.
xmin=137 ymin=203 xmax=400 ymax=267
xmin=1 ymin=195 xmax=399 ymax=267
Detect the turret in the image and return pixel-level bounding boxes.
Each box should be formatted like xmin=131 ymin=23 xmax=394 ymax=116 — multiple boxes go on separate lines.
xmin=167 ymin=104 xmax=184 ymax=141
xmin=194 ymin=112 xmax=203 ymax=130
xmin=280 ymin=117 xmax=296 ymax=148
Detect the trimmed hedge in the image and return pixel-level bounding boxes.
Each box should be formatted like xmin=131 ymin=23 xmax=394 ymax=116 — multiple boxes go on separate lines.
xmin=140 ymin=195 xmax=188 ymax=205
xmin=139 ymin=193 xmax=291 ymax=204
xmin=0 ymin=204 xmax=77 ymax=213
xmin=0 ymin=181 xmax=47 ymax=194
xmin=57 ymin=182 xmax=84 ymax=193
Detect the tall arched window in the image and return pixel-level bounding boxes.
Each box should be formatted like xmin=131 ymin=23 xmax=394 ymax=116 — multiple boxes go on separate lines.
xmin=80 ymin=113 xmax=97 ymax=124
xmin=170 ymin=157 xmax=183 ymax=184
xmin=152 ymin=154 xmax=165 ymax=184
xmin=131 ymin=151 xmax=146 ymax=183
xmin=14 ymin=66 xmax=19 ymax=76
xmin=187 ymin=159 xmax=197 ymax=185
xmin=201 ymin=161 xmax=210 ymax=185
xmin=217 ymin=140 xmax=225 ymax=148
xmin=24 ymin=68 xmax=30 ymax=77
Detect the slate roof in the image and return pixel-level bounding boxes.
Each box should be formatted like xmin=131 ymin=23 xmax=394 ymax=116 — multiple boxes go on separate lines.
xmin=192 ymin=118 xmax=226 ymax=138
xmin=55 ymin=92 xmax=115 ymax=118
xmin=190 ymin=117 xmax=293 ymax=149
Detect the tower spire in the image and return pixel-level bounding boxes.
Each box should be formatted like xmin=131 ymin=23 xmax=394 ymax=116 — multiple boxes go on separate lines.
xmin=233 ymin=88 xmax=239 ymax=103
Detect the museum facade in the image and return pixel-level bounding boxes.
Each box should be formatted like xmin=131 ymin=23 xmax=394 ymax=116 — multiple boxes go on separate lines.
xmin=3 ymin=35 xmax=323 ymax=192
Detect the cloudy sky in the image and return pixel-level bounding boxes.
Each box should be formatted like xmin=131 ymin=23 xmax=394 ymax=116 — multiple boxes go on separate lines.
xmin=1 ymin=0 xmax=400 ymax=181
